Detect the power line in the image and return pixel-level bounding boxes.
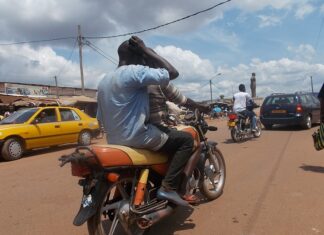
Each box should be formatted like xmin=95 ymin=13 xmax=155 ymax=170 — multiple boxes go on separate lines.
xmin=314 ymin=17 xmax=324 ymax=51
xmin=0 ymin=36 xmax=75 ymax=46
xmin=85 ymin=0 xmax=232 ymax=39
xmin=56 ymin=39 xmax=78 ymax=78
xmin=0 ymin=0 xmax=231 ymax=46
xmin=85 ymin=40 xmax=118 ymax=64
xmin=85 ymin=40 xmax=118 ymax=65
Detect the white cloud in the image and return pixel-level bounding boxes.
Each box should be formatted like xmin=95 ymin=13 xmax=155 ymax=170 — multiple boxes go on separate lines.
xmin=149 ymin=45 xmax=324 ymax=100
xmin=258 ymin=15 xmax=282 ymax=28
xmin=234 ymin=0 xmax=296 ymax=12
xmin=321 ymin=4 xmax=324 ymax=14
xmin=0 ymin=43 xmax=323 ymax=101
xmin=0 ymin=45 xmax=104 ymax=89
xmin=295 ymin=3 xmax=315 ymax=19
xmin=287 ymin=44 xmax=315 ymax=61
xmin=0 ymin=0 xmax=305 ymax=43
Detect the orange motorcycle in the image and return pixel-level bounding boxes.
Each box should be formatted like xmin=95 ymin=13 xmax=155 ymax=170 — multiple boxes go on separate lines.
xmin=59 ymin=109 xmax=226 ymax=235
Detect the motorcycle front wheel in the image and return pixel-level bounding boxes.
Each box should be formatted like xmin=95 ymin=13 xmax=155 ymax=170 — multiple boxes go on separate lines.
xmin=200 ymin=147 xmax=226 ymax=200
xmin=87 ymin=178 xmax=147 ymax=235
xmin=253 ymin=119 xmax=262 ymax=138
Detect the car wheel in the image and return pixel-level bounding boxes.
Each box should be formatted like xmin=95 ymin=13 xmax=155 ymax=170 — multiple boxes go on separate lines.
xmin=302 ymin=115 xmax=312 ymax=129
xmin=263 ymin=124 xmax=273 ymax=130
xmin=78 ymin=130 xmax=92 ymax=146
xmin=1 ymin=138 xmax=24 ymax=161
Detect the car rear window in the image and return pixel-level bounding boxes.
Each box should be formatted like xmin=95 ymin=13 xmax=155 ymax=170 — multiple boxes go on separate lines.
xmin=264 ymin=95 xmax=297 ymax=105
xmin=60 ymin=109 xmax=81 ymax=121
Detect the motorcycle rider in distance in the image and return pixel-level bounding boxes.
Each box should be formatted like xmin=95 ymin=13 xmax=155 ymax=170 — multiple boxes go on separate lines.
xmin=233 ymin=84 xmax=257 ymax=131
xmin=97 ymin=36 xmax=193 ymax=206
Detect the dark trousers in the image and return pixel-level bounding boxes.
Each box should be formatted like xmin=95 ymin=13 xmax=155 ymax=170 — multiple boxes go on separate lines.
xmin=157 ymin=125 xmax=194 ymax=190
xmin=240 ymin=110 xmax=256 ymax=129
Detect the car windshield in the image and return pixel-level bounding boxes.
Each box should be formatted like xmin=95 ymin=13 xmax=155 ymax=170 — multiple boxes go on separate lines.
xmin=265 ymin=95 xmax=298 ymax=105
xmin=0 ymin=108 xmax=38 ymax=124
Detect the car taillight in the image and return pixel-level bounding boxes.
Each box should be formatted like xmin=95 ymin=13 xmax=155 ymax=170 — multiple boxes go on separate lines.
xmin=228 ymin=113 xmax=237 ymax=120
xmin=296 ymin=104 xmax=303 ymax=113
xmin=71 ymin=163 xmax=90 ymax=177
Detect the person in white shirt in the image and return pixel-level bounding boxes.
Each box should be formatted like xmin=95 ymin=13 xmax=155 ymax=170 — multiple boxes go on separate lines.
xmin=233 ymin=84 xmax=257 ymax=131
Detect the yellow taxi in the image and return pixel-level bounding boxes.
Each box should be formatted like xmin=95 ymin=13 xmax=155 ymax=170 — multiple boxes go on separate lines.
xmin=0 ymin=106 xmax=99 ymax=161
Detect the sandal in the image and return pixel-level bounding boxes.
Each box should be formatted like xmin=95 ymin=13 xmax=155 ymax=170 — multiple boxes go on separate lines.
xmin=182 ymin=194 xmax=199 ymax=204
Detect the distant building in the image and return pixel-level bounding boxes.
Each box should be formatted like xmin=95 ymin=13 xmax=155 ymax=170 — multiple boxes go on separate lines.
xmin=0 ymin=82 xmax=97 ymax=98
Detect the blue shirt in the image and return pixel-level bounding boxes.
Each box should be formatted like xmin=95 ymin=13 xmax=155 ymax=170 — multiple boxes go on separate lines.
xmin=97 ymin=65 xmax=170 ymax=151
xmin=213 ymin=107 xmax=222 ymax=113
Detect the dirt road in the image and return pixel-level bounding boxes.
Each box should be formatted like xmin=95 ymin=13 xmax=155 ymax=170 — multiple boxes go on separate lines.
xmin=0 ymin=119 xmax=323 ymax=235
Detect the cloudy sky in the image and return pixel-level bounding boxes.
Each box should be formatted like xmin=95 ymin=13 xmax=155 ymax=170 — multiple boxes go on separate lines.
xmin=0 ymin=0 xmax=323 ymax=101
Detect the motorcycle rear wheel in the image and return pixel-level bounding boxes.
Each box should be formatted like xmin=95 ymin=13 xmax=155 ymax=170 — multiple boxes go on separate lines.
xmin=200 ymin=147 xmax=226 ymax=200
xmin=231 ymin=127 xmax=241 ymax=142
xmin=87 ymin=178 xmax=147 ymax=235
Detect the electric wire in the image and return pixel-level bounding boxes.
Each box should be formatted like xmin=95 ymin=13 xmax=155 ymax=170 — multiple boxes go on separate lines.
xmin=0 ymin=0 xmax=231 ymax=45
xmin=0 ymin=36 xmax=76 ymax=46
xmin=85 ymin=0 xmax=231 ymax=39
xmin=56 ymin=39 xmax=78 ymax=78
xmin=314 ymin=17 xmax=324 ymax=51
xmin=85 ymin=41 xmax=118 ymax=65
xmin=85 ymin=40 xmax=118 ymax=64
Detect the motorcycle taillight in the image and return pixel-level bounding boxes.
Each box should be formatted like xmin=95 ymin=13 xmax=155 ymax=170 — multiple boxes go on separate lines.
xmin=71 ymin=162 xmax=90 ymax=177
xmin=228 ymin=113 xmax=237 ymax=120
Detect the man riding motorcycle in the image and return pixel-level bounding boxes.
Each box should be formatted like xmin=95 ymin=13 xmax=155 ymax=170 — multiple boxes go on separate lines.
xmin=233 ymin=84 xmax=257 ymax=131
xmin=97 ymin=36 xmax=195 ymax=206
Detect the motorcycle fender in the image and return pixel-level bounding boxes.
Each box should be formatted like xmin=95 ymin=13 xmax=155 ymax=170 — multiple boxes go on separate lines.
xmin=207 ymin=141 xmax=218 ymax=148
xmin=73 ymin=179 xmax=110 ymax=226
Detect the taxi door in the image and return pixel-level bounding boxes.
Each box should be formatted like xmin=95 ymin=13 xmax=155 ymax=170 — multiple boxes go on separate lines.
xmin=57 ymin=108 xmax=83 ymax=143
xmin=26 ymin=107 xmax=63 ymax=149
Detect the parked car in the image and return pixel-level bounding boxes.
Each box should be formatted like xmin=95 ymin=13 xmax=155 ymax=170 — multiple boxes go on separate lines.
xmin=0 ymin=106 xmax=100 ymax=161
xmin=260 ymin=92 xmax=321 ymax=130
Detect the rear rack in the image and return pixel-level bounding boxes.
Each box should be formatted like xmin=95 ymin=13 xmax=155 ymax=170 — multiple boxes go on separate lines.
xmin=59 ymin=146 xmax=101 ymax=168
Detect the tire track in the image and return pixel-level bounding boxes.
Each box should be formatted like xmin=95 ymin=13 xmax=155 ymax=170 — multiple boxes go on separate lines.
xmin=243 ymin=131 xmax=293 ymax=235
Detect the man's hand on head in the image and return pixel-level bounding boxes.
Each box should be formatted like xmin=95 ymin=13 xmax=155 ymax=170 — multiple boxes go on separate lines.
xmin=128 ymin=36 xmax=146 ymax=55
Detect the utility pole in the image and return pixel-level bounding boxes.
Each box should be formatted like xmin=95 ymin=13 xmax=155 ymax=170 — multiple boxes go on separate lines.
xmin=310 ymin=76 xmax=314 ymax=93
xmin=210 ymin=79 xmax=213 ymax=104
xmin=54 ymin=76 xmax=59 ymax=98
xmin=208 ymin=73 xmax=222 ymax=104
xmin=78 ymin=25 xmax=85 ymax=95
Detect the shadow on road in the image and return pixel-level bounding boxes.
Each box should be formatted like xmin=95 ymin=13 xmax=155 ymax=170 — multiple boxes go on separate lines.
xmin=148 ymin=206 xmax=195 ymax=235
xmin=299 ymin=164 xmax=324 ymax=174
xmin=222 ymin=137 xmax=258 ymax=145
xmin=263 ymin=124 xmax=320 ymax=132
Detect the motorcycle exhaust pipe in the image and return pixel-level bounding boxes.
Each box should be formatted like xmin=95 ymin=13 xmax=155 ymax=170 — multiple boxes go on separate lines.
xmin=137 ymin=205 xmax=174 ymax=229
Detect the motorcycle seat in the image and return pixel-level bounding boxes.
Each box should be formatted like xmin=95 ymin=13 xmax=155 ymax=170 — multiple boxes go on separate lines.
xmin=91 ymin=125 xmax=200 ymax=167
xmin=237 ymin=112 xmax=248 ymax=119
xmin=91 ymin=145 xmax=169 ymax=167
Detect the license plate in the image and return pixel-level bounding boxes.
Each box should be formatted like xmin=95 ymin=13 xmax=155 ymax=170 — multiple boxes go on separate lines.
xmin=272 ymin=110 xmax=286 ymax=114
xmin=227 ymin=121 xmax=236 ymax=127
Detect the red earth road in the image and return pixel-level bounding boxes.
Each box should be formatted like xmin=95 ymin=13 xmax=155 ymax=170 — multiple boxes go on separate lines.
xmin=0 ymin=119 xmax=323 ymax=235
